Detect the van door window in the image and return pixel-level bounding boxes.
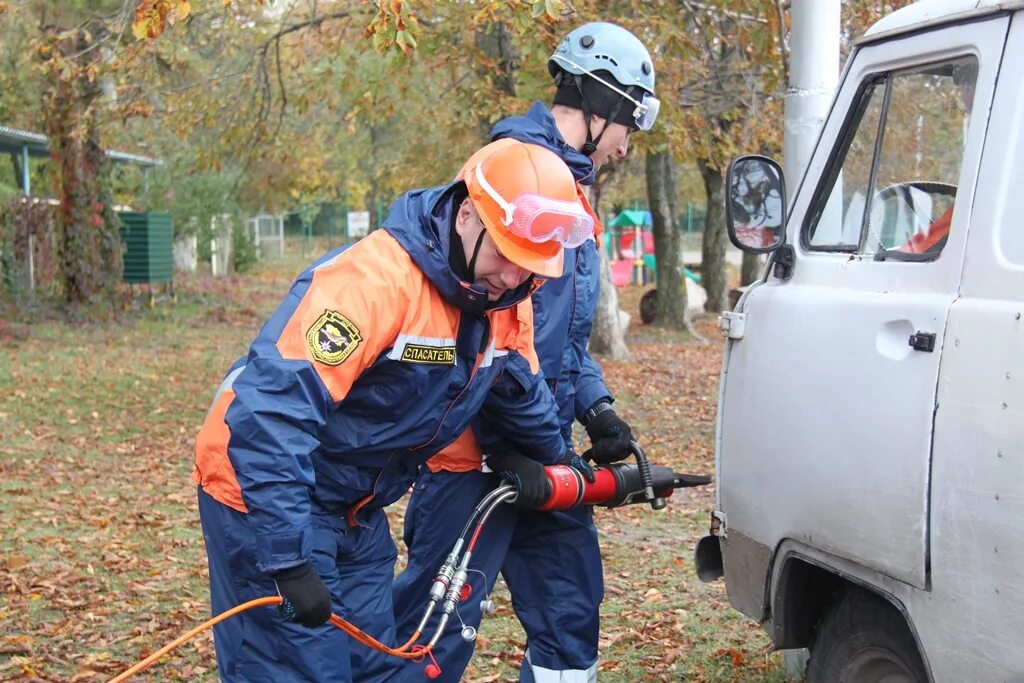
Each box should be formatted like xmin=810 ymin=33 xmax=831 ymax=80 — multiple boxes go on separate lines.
xmin=806 ymin=80 xmax=886 ymax=250
xmin=805 ymin=58 xmax=978 ymax=260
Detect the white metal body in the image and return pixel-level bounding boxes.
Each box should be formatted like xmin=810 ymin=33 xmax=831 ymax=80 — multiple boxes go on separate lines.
xmin=714 ymin=2 xmax=1024 ymax=680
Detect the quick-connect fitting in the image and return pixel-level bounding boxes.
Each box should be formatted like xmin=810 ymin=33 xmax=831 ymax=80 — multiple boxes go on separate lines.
xmin=429 ymin=562 xmax=456 ymax=602
xmin=442 ymin=568 xmax=468 ymax=615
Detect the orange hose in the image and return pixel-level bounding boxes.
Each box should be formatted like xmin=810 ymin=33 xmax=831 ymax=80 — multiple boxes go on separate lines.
xmin=107 ymin=596 xmax=430 ymax=682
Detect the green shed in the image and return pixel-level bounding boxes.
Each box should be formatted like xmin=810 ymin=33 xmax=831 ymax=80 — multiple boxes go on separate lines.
xmin=119 ymin=212 xmax=173 ymax=285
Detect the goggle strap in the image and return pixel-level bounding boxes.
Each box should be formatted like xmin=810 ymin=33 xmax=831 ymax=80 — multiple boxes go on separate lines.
xmin=474 ymin=162 xmax=516 ymax=226
xmin=551 ymin=54 xmax=647 ymax=114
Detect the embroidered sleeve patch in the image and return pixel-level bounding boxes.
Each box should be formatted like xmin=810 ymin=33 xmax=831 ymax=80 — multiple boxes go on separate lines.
xmin=306 ymin=310 xmax=362 ymax=366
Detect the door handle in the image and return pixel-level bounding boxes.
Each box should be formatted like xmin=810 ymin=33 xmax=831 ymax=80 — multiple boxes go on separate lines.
xmin=908 ymin=331 xmax=936 ymax=353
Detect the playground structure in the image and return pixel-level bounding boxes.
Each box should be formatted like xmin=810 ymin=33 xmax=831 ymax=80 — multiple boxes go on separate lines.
xmin=608 ymin=209 xmax=655 ymax=287
xmin=606 ymin=208 xmax=703 ymax=288
xmin=606 ymin=207 xmax=710 ymax=322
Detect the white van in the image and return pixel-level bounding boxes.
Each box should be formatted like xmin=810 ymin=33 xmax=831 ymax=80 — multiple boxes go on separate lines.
xmin=695 ymin=1 xmax=1024 ymax=681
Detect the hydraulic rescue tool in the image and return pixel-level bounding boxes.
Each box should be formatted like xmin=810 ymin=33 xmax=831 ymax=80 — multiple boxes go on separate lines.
xmin=537 ymin=451 xmax=711 ymax=511
xmin=107 ymin=441 xmax=709 ymax=681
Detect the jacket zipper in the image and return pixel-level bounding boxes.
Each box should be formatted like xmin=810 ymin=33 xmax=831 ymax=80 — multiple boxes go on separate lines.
xmin=410 ymin=296 xmax=520 ymax=452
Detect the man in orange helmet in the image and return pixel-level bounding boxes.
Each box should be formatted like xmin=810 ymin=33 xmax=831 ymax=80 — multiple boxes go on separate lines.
xmin=193 ymin=141 xmax=593 ymax=682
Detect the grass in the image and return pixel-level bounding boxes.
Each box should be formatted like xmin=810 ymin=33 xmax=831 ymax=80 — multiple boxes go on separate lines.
xmin=0 ymin=243 xmax=785 ymax=682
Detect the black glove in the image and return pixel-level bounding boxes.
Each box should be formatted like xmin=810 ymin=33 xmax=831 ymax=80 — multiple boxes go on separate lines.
xmin=560 ymin=451 xmax=596 ymax=483
xmin=487 ymin=448 xmax=553 ymax=510
xmin=584 ymin=402 xmax=633 ymax=465
xmin=272 ymin=563 xmax=332 ymax=628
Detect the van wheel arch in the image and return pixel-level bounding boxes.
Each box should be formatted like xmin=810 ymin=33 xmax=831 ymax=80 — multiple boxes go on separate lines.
xmin=805 ymin=587 xmax=929 ymax=683
xmin=771 ymin=556 xmax=845 ymax=649
xmin=770 ymin=557 xmax=930 ymax=682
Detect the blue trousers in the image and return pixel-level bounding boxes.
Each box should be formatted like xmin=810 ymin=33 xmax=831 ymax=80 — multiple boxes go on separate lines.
xmin=198 ymin=487 xmax=398 ymax=682
xmin=387 ymin=470 xmax=603 ymax=682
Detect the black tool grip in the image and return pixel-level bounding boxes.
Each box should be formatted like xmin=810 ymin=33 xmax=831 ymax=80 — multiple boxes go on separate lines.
xmin=628 ymin=441 xmax=665 ymax=509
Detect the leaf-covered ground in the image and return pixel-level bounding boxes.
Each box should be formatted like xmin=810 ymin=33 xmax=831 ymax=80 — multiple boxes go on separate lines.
xmin=0 ymin=249 xmax=786 ymax=682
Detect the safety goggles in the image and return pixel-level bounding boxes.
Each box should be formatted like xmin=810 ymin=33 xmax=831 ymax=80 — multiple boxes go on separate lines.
xmin=551 ymin=54 xmax=660 ymax=131
xmin=474 ymin=163 xmax=595 ymax=249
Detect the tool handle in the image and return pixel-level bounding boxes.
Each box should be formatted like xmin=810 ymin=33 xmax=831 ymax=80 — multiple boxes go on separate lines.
xmin=628 ymin=440 xmax=666 ymax=509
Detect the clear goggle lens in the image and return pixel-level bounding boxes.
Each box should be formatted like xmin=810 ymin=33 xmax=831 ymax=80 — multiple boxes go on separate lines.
xmin=633 ymin=92 xmax=660 ymax=131
xmin=507 ymin=194 xmax=595 ymax=249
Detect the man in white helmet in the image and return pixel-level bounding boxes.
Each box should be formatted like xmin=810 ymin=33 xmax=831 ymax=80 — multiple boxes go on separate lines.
xmin=387 ymin=22 xmax=659 ymax=683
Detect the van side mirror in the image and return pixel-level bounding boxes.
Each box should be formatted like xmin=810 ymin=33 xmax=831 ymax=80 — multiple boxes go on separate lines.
xmin=726 ymin=155 xmax=787 ymax=254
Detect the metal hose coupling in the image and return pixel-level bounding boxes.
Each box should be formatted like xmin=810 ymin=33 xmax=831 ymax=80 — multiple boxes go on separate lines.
xmin=442 ymin=567 xmax=469 ymax=615
xmin=429 ymin=561 xmax=456 ymax=602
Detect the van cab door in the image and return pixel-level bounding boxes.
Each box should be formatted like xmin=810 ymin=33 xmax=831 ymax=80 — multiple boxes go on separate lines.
xmin=717 ymin=17 xmax=1007 ymax=590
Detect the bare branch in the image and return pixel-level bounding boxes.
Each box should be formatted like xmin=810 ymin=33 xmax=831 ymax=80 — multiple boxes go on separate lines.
xmin=261 ymin=9 xmax=358 ymax=48
xmin=681 ymin=0 xmax=769 ymax=25
xmin=159 ymin=69 xmax=249 ymax=94
xmin=774 ymin=0 xmax=790 ymax=77
xmin=253 ymin=8 xmax=365 ymax=142
xmin=274 ymin=31 xmax=286 ymax=137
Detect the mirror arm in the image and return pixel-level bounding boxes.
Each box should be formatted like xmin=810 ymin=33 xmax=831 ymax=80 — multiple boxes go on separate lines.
xmin=772 ymin=244 xmax=795 ymax=280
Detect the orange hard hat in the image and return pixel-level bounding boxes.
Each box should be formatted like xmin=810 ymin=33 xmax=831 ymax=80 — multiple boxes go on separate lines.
xmin=464 ymin=141 xmax=591 ymax=278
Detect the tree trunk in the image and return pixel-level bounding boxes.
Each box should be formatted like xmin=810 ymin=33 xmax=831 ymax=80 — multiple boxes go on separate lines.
xmin=590 ymin=245 xmax=631 ymax=360
xmin=645 ymin=150 xmax=689 ymax=329
xmin=740 ymin=252 xmax=762 ymax=286
xmin=698 ymin=158 xmax=728 ymax=313
xmin=587 ymin=183 xmax=630 ymax=360
xmin=474 ymin=22 xmax=517 ymax=138
xmin=45 ymin=24 xmax=119 ymax=305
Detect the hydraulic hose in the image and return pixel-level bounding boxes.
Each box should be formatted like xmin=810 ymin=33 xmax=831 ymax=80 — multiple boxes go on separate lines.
xmin=106 ymin=596 xmax=429 ymax=683
xmin=106 ymin=486 xmax=518 ymax=682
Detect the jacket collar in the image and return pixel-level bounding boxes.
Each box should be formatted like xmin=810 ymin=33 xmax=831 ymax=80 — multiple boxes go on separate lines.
xmin=383 ymin=182 xmax=535 ymax=316
xmin=489 ymin=101 xmax=596 ymax=186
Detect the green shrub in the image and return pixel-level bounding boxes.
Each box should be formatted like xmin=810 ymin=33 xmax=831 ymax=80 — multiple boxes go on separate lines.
xmin=231 ymin=220 xmax=258 ymax=273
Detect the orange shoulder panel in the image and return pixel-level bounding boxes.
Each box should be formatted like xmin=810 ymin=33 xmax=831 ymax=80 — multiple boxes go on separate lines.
xmin=194 ymin=389 xmax=248 ymax=513
xmin=486 ymin=299 xmax=539 ymax=372
xmin=512 ymin=299 xmax=540 ymax=374
xmin=276 ymin=231 xmax=413 ymax=403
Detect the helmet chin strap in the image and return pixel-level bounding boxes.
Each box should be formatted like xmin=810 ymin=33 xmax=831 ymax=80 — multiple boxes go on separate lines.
xmin=465 ymin=227 xmax=488 ymax=284
xmin=576 ymin=75 xmax=601 ymax=155
xmin=575 ymin=74 xmax=628 ymax=158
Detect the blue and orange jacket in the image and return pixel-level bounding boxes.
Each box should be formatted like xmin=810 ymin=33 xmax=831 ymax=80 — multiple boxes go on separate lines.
xmin=430 ymin=102 xmax=613 ymax=472
xmin=194 ymin=182 xmax=566 ymax=573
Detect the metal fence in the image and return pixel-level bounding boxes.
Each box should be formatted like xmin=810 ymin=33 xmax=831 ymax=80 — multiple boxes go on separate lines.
xmin=247 ymin=213 xmax=285 ymax=258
